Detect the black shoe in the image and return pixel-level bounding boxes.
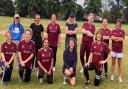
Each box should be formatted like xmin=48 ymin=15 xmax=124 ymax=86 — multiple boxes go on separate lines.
xmin=84 ymin=81 xmax=91 ymax=88
xmin=105 ymin=74 xmax=108 ymax=79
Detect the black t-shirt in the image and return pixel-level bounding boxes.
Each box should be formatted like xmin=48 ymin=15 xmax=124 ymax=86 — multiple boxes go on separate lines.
xmin=65 ymin=23 xmax=78 ymax=39
xmin=30 ymin=23 xmax=44 ymax=46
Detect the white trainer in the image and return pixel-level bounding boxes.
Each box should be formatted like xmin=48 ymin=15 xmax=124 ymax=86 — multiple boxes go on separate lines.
xmin=110 ymin=75 xmax=114 ymax=81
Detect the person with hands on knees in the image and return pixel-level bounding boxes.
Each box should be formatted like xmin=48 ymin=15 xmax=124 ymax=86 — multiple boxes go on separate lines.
xmin=63 ymin=38 xmax=77 ymax=86
xmin=1 ymin=31 xmax=16 ymax=85
xmin=37 ymin=38 xmax=54 ymax=84
xmin=18 ymin=29 xmax=35 ymax=83
xmin=83 ymin=32 xmax=111 ymax=88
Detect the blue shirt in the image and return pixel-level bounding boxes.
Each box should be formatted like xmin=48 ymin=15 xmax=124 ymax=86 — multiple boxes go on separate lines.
xmin=9 ymin=23 xmax=24 ymax=41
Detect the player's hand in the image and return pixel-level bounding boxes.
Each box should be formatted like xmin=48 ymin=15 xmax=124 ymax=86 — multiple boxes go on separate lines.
xmin=69 ymin=67 xmax=73 ymax=73
xmin=84 ymin=62 xmax=89 ymax=67
xmin=99 ymin=60 xmax=106 ymax=64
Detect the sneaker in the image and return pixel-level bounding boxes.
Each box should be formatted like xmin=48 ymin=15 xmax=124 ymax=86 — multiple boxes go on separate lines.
xmin=105 ymin=73 xmax=108 ymax=79
xmin=19 ymin=77 xmax=23 ymax=83
xmin=84 ymin=81 xmax=90 ymax=88
xmin=63 ymin=76 xmax=67 ymax=85
xmin=39 ymin=78 xmax=43 ymax=84
xmin=80 ymin=68 xmax=83 ymax=73
xmin=119 ymin=77 xmax=123 ymax=83
xmin=1 ymin=81 xmax=7 ymax=86
xmin=53 ymin=67 xmax=55 ymax=72
xmin=110 ymin=75 xmax=114 ymax=81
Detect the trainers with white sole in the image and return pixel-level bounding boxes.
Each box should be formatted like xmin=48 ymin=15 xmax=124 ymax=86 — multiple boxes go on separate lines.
xmin=53 ymin=67 xmax=55 ymax=72
xmin=119 ymin=77 xmax=123 ymax=83
xmin=80 ymin=68 xmax=84 ymax=73
xmin=110 ymin=75 xmax=114 ymax=81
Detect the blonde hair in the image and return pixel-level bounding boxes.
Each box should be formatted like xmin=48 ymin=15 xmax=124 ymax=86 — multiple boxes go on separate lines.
xmin=67 ymin=17 xmax=76 ymax=24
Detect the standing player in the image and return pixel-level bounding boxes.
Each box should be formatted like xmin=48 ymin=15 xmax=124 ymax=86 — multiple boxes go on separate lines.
xmin=30 ymin=14 xmax=44 ymax=70
xmin=84 ymin=32 xmax=111 ymax=88
xmin=99 ymin=19 xmax=111 ymax=78
xmin=37 ymin=38 xmax=54 ymax=84
xmin=46 ymin=14 xmax=61 ymax=72
xmin=80 ymin=13 xmax=95 ymax=73
xmin=65 ymin=15 xmax=78 ymax=49
xmin=1 ymin=32 xmax=16 ymax=85
xmin=63 ymin=38 xmax=77 ymax=85
xmin=111 ymin=20 xmax=125 ymax=83
xmin=9 ymin=14 xmax=24 ymax=69
xmin=18 ymin=29 xmax=35 ymax=82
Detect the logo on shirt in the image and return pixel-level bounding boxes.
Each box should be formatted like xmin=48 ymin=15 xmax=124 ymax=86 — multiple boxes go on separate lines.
xmin=22 ymin=45 xmax=25 ymax=49
xmin=13 ymin=27 xmax=20 ymax=33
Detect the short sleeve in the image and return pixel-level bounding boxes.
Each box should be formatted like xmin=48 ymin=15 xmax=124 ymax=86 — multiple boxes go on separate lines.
xmin=31 ymin=42 xmax=35 ymax=54
xmin=104 ymin=43 xmax=110 ymax=53
xmin=18 ymin=41 xmax=22 ymax=52
xmin=40 ymin=24 xmax=44 ymax=32
xmin=1 ymin=43 xmax=5 ymax=53
xmin=58 ymin=24 xmax=61 ymax=34
xmin=90 ymin=43 xmax=94 ymax=52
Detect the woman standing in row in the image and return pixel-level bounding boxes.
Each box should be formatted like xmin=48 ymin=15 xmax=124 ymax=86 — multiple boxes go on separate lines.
xmin=30 ymin=14 xmax=44 ymax=70
xmin=47 ymin=14 xmax=61 ymax=71
xmin=111 ymin=20 xmax=125 ymax=83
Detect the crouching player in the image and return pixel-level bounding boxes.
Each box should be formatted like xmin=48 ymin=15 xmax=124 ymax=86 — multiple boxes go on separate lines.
xmin=84 ymin=32 xmax=111 ymax=88
xmin=1 ymin=32 xmax=16 ymax=85
xmin=37 ymin=38 xmax=54 ymax=84
xmin=63 ymin=38 xmax=77 ymax=85
xmin=18 ymin=29 xmax=35 ymax=82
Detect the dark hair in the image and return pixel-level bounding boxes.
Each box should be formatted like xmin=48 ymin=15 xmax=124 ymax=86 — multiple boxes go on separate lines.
xmin=95 ymin=31 xmax=103 ymax=41
xmin=67 ymin=38 xmax=76 ymax=50
xmin=115 ymin=19 xmax=122 ymax=25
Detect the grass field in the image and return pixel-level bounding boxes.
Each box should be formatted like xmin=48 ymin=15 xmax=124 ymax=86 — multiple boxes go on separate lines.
xmin=0 ymin=16 xmax=128 ymax=89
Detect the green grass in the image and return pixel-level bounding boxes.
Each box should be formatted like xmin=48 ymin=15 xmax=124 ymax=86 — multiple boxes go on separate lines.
xmin=0 ymin=16 xmax=128 ymax=89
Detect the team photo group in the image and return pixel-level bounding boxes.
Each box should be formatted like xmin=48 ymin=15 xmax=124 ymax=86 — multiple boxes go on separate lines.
xmin=0 ymin=13 xmax=125 ymax=88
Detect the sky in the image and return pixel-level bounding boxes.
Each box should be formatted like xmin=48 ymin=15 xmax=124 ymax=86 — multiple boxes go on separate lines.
xmin=76 ymin=0 xmax=84 ymax=6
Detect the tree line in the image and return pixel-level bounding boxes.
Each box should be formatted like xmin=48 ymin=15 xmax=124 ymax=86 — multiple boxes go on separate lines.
xmin=0 ymin=0 xmax=128 ymax=22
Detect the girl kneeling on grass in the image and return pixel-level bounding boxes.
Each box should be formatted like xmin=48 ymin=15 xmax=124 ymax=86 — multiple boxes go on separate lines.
xmin=1 ymin=31 xmax=17 ymax=85
xmin=37 ymin=38 xmax=54 ymax=84
xmin=84 ymin=32 xmax=111 ymax=88
xmin=18 ymin=29 xmax=35 ymax=83
xmin=63 ymin=38 xmax=77 ymax=86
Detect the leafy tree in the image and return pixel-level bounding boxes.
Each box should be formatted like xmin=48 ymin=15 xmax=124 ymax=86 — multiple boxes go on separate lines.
xmin=84 ymin=0 xmax=102 ymax=16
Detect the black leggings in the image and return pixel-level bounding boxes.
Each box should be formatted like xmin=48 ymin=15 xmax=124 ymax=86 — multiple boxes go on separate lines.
xmin=104 ymin=52 xmax=108 ymax=74
xmin=19 ymin=65 xmax=32 ymax=82
xmin=49 ymin=46 xmax=57 ymax=67
xmin=38 ymin=68 xmax=53 ymax=84
xmin=84 ymin=63 xmax=102 ymax=86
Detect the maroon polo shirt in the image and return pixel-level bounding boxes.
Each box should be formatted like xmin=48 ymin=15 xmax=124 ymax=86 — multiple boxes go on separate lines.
xmin=111 ymin=29 xmax=125 ymax=53
xmin=1 ymin=41 xmax=17 ymax=66
xmin=99 ymin=28 xmax=111 ymax=45
xmin=38 ymin=47 xmax=53 ymax=71
xmin=18 ymin=40 xmax=35 ymax=68
xmin=47 ymin=23 xmax=61 ymax=47
xmin=90 ymin=42 xmax=110 ymax=70
xmin=82 ymin=22 xmax=95 ymax=44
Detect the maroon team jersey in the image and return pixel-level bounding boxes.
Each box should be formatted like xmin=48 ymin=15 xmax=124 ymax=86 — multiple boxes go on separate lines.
xmin=99 ymin=28 xmax=111 ymax=45
xmin=47 ymin=23 xmax=61 ymax=47
xmin=18 ymin=40 xmax=35 ymax=68
xmin=1 ymin=41 xmax=16 ymax=66
xmin=82 ymin=22 xmax=95 ymax=44
xmin=38 ymin=47 xmax=53 ymax=71
xmin=111 ymin=29 xmax=125 ymax=53
xmin=90 ymin=42 xmax=110 ymax=70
